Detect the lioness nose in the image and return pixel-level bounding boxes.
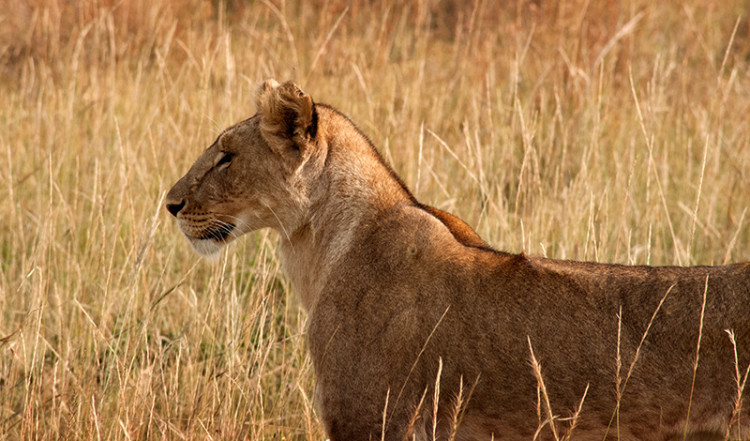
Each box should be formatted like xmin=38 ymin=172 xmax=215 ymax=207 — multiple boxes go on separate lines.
xmin=166 ymin=199 xmax=186 ymax=217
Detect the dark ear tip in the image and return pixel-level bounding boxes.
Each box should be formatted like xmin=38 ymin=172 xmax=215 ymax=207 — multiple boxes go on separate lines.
xmin=308 ymin=102 xmax=318 ymax=138
xmin=257 ymin=79 xmax=316 ymax=144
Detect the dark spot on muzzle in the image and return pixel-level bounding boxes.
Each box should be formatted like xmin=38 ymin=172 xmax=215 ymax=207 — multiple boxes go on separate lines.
xmin=198 ymin=223 xmax=235 ymax=241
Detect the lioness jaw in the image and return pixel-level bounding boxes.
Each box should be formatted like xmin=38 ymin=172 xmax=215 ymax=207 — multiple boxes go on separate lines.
xmin=166 ymin=79 xmax=750 ymax=441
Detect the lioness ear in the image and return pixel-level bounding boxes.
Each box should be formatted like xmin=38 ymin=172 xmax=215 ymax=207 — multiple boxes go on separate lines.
xmin=256 ymin=80 xmax=317 ymax=151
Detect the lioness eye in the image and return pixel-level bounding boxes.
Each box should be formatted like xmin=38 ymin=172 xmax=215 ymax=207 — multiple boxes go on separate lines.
xmin=216 ymin=152 xmax=234 ymax=168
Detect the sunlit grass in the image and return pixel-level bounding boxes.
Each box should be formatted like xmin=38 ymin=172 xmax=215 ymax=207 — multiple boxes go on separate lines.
xmin=1 ymin=1 xmax=748 ymax=439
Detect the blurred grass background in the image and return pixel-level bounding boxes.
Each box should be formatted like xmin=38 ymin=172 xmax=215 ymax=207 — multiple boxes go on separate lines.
xmin=0 ymin=0 xmax=748 ymax=439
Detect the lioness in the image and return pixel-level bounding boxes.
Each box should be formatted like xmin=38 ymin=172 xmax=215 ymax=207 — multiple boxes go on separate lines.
xmin=166 ymin=80 xmax=750 ymax=441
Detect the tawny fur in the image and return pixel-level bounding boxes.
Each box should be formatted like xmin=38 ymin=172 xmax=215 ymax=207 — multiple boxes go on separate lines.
xmin=166 ymin=80 xmax=750 ymax=441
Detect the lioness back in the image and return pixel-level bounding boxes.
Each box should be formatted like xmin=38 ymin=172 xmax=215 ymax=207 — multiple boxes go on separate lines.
xmin=166 ymin=80 xmax=750 ymax=441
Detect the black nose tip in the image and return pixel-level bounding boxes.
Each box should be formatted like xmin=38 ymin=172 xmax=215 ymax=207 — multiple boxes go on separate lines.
xmin=166 ymin=200 xmax=186 ymax=217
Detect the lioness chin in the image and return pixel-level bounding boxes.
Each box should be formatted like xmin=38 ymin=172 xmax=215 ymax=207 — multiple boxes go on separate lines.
xmin=166 ymin=79 xmax=750 ymax=441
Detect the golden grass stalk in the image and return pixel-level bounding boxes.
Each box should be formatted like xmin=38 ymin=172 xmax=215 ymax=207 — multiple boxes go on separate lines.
xmin=683 ymin=276 xmax=710 ymax=440
xmin=605 ymin=284 xmax=676 ymax=440
xmin=528 ymin=337 xmax=560 ymax=441
xmin=723 ymin=330 xmax=750 ymax=441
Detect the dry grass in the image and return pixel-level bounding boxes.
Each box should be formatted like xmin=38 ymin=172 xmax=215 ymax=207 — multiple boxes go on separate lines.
xmin=1 ymin=0 xmax=749 ymax=439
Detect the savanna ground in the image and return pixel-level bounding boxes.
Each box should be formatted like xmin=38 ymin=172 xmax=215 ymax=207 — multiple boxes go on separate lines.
xmin=1 ymin=1 xmax=749 ymax=439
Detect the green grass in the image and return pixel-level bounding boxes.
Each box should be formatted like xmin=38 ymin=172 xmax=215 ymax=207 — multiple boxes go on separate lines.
xmin=1 ymin=1 xmax=748 ymax=439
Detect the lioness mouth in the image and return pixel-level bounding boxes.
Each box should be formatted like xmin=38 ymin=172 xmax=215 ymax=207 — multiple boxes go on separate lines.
xmin=196 ymin=223 xmax=235 ymax=241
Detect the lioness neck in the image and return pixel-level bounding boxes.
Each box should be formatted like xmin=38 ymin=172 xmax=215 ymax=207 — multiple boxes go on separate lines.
xmin=279 ymin=105 xmax=414 ymax=311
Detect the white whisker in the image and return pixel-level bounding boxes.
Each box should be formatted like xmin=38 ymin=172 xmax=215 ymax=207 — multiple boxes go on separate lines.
xmin=267 ymin=206 xmax=292 ymax=242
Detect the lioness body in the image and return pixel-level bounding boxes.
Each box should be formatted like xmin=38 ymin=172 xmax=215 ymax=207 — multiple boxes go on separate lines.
xmin=166 ymin=80 xmax=750 ymax=440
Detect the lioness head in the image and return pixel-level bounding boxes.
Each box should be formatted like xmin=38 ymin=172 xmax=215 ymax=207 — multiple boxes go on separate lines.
xmin=165 ymin=80 xmax=321 ymax=256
